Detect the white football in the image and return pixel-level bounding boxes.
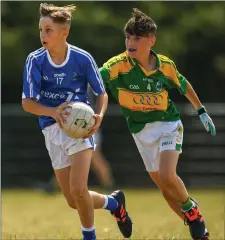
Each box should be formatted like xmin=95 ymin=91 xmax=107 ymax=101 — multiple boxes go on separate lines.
xmin=62 ymin=102 xmax=95 ymax=139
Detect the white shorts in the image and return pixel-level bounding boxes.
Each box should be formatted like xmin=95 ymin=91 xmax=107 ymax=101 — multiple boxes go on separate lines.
xmin=132 ymin=120 xmax=183 ymax=172
xmin=42 ymin=123 xmax=96 ymax=170
xmin=93 ymin=130 xmax=102 ymax=147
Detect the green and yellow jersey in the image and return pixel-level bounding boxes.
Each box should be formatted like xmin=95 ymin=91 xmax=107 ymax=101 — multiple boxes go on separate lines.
xmin=100 ymin=50 xmax=187 ymax=133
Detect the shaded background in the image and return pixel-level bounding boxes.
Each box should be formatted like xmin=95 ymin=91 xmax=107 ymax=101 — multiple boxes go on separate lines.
xmin=2 ymin=1 xmax=225 ymax=188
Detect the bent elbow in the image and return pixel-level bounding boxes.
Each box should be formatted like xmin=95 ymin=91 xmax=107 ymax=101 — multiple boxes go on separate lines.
xmin=22 ymin=98 xmax=30 ymax=112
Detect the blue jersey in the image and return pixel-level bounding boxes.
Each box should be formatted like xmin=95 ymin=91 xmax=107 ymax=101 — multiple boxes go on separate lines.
xmin=22 ymin=44 xmax=105 ymax=130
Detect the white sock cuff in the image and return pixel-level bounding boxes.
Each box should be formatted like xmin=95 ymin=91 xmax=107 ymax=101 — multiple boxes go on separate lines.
xmin=102 ymin=195 xmax=108 ymax=209
xmin=81 ymin=225 xmax=95 ymax=232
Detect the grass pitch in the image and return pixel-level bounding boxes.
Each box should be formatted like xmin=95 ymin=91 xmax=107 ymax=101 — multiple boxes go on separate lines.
xmin=2 ymin=188 xmax=224 ymax=240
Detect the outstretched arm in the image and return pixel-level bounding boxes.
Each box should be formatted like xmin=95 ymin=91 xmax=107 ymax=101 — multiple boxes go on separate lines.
xmin=184 ymin=80 xmax=203 ymax=110
xmin=185 ymin=80 xmax=216 ymax=136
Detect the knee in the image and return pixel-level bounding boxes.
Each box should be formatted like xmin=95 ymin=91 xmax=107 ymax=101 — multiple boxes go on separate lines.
xmin=158 ymin=171 xmax=177 ymax=188
xmin=67 ymin=199 xmax=77 ymax=209
xmin=70 ymin=185 xmax=88 ymax=202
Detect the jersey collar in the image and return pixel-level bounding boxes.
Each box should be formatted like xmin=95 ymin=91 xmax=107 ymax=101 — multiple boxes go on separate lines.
xmin=126 ymin=49 xmax=161 ymax=76
xmin=46 ymin=43 xmax=71 ymax=68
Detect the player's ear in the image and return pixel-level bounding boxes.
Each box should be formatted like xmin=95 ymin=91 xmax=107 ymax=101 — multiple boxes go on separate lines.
xmin=149 ymin=36 xmax=156 ymax=47
xmin=61 ymin=25 xmax=70 ymax=38
xmin=63 ymin=28 xmax=70 ymax=38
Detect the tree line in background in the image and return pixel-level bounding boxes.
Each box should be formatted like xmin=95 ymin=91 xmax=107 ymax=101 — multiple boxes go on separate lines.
xmin=2 ymin=1 xmax=225 ymax=103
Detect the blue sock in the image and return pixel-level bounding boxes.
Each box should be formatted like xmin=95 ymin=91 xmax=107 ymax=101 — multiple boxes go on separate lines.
xmin=81 ymin=226 xmax=96 ymax=240
xmin=103 ymin=195 xmax=118 ymax=212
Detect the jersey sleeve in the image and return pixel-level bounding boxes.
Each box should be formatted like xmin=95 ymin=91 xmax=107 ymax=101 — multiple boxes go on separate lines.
xmin=22 ymin=55 xmax=42 ymax=100
xmin=85 ymin=54 xmax=105 ymax=95
xmin=171 ymin=61 xmax=187 ymax=95
xmin=99 ymin=65 xmax=111 ymax=91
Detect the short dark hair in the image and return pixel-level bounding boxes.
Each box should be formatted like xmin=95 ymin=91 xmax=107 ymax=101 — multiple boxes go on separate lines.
xmin=40 ymin=3 xmax=76 ymax=26
xmin=124 ymin=8 xmax=157 ymax=37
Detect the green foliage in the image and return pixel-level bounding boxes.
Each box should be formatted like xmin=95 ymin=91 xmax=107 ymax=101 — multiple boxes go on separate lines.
xmin=2 ymin=1 xmax=225 ymax=102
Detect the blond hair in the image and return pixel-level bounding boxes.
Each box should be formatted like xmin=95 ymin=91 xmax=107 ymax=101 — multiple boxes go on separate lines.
xmin=40 ymin=3 xmax=76 ymax=26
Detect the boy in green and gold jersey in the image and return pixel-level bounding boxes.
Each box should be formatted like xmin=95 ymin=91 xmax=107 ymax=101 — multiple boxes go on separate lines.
xmin=100 ymin=8 xmax=216 ymax=240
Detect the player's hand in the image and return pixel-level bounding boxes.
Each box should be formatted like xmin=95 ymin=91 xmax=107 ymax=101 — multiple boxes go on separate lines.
xmin=52 ymin=102 xmax=72 ymax=129
xmin=83 ymin=114 xmax=103 ymax=139
xmin=198 ymin=107 xmax=216 ymax=136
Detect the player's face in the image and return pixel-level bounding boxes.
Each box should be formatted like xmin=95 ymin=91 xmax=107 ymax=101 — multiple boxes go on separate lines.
xmin=125 ymin=34 xmax=156 ymax=59
xmin=39 ymin=17 xmax=68 ymax=51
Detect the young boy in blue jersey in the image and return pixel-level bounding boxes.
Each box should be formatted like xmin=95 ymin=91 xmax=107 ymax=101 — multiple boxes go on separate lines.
xmin=22 ymin=3 xmax=132 ymax=240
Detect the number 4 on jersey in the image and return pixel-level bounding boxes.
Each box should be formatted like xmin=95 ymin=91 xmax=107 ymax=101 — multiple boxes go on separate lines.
xmin=147 ymin=83 xmax=151 ymax=91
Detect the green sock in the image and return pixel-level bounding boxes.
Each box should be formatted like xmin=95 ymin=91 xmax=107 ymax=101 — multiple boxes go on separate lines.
xmin=181 ymin=197 xmax=194 ymax=211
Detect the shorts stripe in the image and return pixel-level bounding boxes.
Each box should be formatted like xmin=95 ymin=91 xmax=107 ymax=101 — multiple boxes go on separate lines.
xmin=176 ymin=143 xmax=182 ymax=151
xmin=89 ymin=136 xmax=94 ymax=147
